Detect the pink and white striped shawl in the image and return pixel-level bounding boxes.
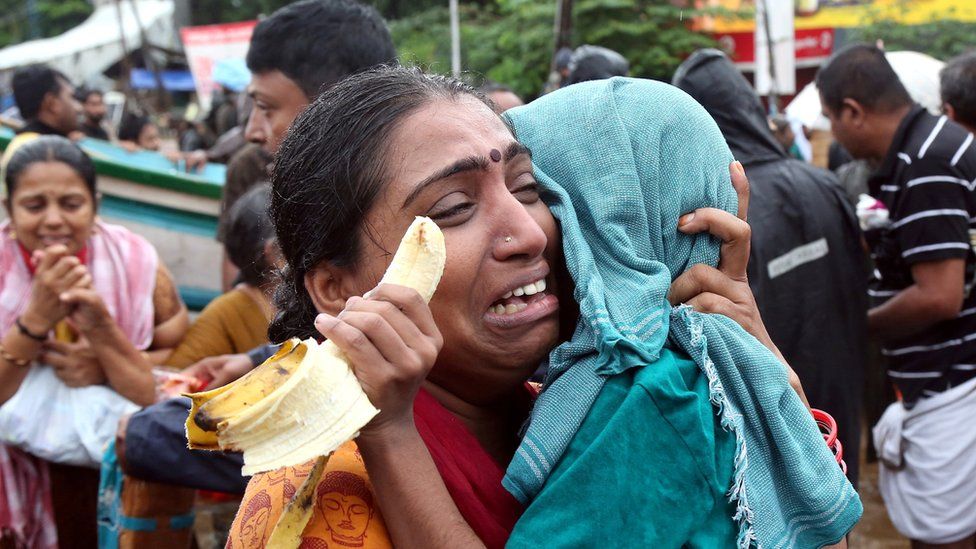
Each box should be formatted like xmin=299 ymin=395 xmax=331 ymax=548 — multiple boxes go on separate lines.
xmin=0 ymin=219 xmax=158 ymax=547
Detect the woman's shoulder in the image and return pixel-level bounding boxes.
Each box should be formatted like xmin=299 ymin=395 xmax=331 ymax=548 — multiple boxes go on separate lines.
xmin=94 ymin=220 xmax=157 ymax=255
xmin=228 ymin=441 xmax=392 ymax=549
xmin=198 ymin=288 xmax=252 ymax=315
xmin=193 ymin=288 xmax=267 ymax=340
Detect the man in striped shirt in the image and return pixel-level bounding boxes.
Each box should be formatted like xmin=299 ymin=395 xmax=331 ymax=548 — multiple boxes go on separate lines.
xmin=817 ymin=44 xmax=976 ymax=547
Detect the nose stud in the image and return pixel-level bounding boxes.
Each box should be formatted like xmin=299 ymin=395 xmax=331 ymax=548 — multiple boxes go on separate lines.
xmin=504 ymin=236 xmax=513 ymax=243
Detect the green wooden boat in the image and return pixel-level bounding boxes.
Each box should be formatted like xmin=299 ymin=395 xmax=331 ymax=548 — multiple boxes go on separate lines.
xmin=0 ymin=127 xmax=224 ymax=311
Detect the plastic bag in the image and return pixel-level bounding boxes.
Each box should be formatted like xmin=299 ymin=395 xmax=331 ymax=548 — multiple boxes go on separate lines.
xmin=0 ymin=365 xmax=139 ymax=467
xmin=856 ymin=193 xmax=890 ymax=231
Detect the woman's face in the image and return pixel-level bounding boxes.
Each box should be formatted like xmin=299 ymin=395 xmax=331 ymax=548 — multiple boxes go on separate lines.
xmin=138 ymin=122 xmax=161 ymax=151
xmin=350 ymin=96 xmax=562 ymax=400
xmin=5 ymin=161 xmax=96 ymax=255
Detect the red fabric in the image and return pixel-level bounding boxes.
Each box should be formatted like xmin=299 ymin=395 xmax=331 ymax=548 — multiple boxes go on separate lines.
xmin=413 ymin=388 xmax=527 ymax=549
xmin=0 ymin=445 xmax=57 ymax=548
xmin=17 ymin=241 xmax=88 ymax=276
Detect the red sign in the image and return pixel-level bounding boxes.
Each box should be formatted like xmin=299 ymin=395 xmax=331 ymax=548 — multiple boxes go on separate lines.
xmin=180 ymin=21 xmax=257 ymax=111
xmin=716 ymin=27 xmax=835 ymax=66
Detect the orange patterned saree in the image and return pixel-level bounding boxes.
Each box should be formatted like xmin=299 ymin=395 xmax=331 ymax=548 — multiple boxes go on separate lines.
xmin=227 ymin=387 xmax=529 ymax=548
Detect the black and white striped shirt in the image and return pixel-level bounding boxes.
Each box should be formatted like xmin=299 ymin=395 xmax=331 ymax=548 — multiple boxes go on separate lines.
xmin=867 ymin=106 xmax=976 ymax=407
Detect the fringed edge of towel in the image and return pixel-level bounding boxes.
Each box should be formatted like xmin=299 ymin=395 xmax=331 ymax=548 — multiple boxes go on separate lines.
xmin=678 ymin=305 xmax=757 ymax=549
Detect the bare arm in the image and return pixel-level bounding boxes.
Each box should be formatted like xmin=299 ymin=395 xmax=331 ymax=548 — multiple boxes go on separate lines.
xmin=59 ymin=287 xmax=156 ymax=406
xmin=357 ymin=423 xmax=485 ymax=548
xmin=315 ymin=285 xmax=483 ymax=547
xmin=149 ymin=264 xmax=189 ymax=353
xmin=0 ymin=318 xmax=45 ymax=404
xmin=868 ymin=258 xmax=965 ymax=341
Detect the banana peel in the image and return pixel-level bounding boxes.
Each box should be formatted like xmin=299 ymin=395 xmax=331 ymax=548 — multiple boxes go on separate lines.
xmin=185 ymin=338 xmax=305 ymax=451
xmin=184 ymin=217 xmax=447 ymax=476
xmin=266 ymin=454 xmax=329 ymax=547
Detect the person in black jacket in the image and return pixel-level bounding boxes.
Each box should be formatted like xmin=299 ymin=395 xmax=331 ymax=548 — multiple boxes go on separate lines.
xmin=674 ymin=49 xmax=868 ymax=485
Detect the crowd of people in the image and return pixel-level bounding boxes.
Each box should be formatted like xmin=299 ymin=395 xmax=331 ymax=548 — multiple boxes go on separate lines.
xmin=1 ymin=0 xmax=976 ymax=547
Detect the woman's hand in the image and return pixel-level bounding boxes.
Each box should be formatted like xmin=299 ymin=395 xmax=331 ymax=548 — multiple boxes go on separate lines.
xmin=668 ymin=162 xmax=773 ymax=348
xmin=22 ymin=245 xmax=93 ymax=333
xmin=314 ymin=284 xmax=443 ymax=438
xmin=326 ymin=287 xmax=480 ymax=549
xmin=668 ymin=162 xmax=809 ymax=406
xmin=59 ymin=287 xmax=113 ymax=335
xmin=182 ymin=353 xmax=254 ymax=389
xmin=41 ymin=338 xmax=106 ymax=387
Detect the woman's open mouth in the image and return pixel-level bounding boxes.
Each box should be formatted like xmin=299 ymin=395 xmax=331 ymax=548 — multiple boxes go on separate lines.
xmin=39 ymin=236 xmax=73 ymax=248
xmin=484 ymin=277 xmax=559 ymax=327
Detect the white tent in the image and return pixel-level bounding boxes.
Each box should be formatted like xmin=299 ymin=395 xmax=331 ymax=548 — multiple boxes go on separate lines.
xmin=785 ymin=51 xmax=945 ymax=131
xmin=0 ymin=0 xmax=177 ymax=85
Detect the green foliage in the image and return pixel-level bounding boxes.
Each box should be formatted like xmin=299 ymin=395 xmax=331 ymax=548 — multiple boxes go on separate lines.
xmin=0 ymin=0 xmax=92 ymax=48
xmin=574 ymin=1 xmax=716 ymax=82
xmin=391 ymin=0 xmax=717 ymax=100
xmin=851 ymin=1 xmax=976 ymax=61
xmin=0 ymin=0 xmax=720 ymax=98
xmin=36 ymin=0 xmax=92 ymax=32
xmin=189 ymin=0 xmax=463 ymax=26
xmin=189 ymin=0 xmax=292 ymax=25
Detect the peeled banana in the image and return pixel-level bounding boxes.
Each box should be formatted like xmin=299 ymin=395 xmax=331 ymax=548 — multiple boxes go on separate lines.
xmin=184 ymin=216 xmax=446 ymax=476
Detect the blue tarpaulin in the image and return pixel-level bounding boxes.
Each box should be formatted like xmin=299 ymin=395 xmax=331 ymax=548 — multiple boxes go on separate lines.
xmin=130 ymin=69 xmax=196 ymax=92
xmin=212 ymin=58 xmax=250 ymax=92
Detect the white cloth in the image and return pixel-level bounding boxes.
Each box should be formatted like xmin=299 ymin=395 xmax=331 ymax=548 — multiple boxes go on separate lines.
xmin=874 ymin=375 xmax=976 ymax=544
xmin=0 ymin=366 xmax=138 ymax=467
xmin=787 ymin=116 xmax=812 ymax=162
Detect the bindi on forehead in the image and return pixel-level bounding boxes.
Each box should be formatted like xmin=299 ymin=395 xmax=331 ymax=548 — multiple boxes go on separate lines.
xmin=489 ymin=148 xmax=502 ymax=162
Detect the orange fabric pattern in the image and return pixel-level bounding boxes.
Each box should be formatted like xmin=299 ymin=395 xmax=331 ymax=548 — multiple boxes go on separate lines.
xmin=227 ymin=441 xmax=392 ymax=549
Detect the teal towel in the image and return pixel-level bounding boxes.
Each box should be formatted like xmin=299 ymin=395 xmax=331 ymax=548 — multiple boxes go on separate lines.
xmin=503 ymin=78 xmax=861 ymax=548
xmin=97 ymin=441 xmax=123 ymax=549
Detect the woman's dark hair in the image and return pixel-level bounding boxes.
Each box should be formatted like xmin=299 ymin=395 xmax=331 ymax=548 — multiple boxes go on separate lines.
xmin=225 ymin=183 xmax=275 ymax=287
xmin=268 ymin=66 xmax=493 ymax=342
xmin=4 ymin=135 xmax=97 ymax=199
xmin=118 ymin=112 xmax=151 ymax=143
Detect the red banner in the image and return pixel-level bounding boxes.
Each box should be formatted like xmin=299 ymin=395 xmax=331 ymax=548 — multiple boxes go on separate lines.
xmin=716 ymin=27 xmax=835 ymax=66
xmin=180 ymin=21 xmax=257 ymax=111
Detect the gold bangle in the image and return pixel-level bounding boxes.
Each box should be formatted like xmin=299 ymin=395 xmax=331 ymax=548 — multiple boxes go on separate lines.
xmin=0 ymin=344 xmax=31 ymax=368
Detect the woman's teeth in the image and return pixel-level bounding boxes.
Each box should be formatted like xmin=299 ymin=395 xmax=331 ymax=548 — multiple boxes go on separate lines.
xmin=489 ymin=279 xmax=548 ymax=316
xmin=492 ymin=302 xmax=529 ymax=315
xmin=502 ymin=279 xmax=547 ymax=299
